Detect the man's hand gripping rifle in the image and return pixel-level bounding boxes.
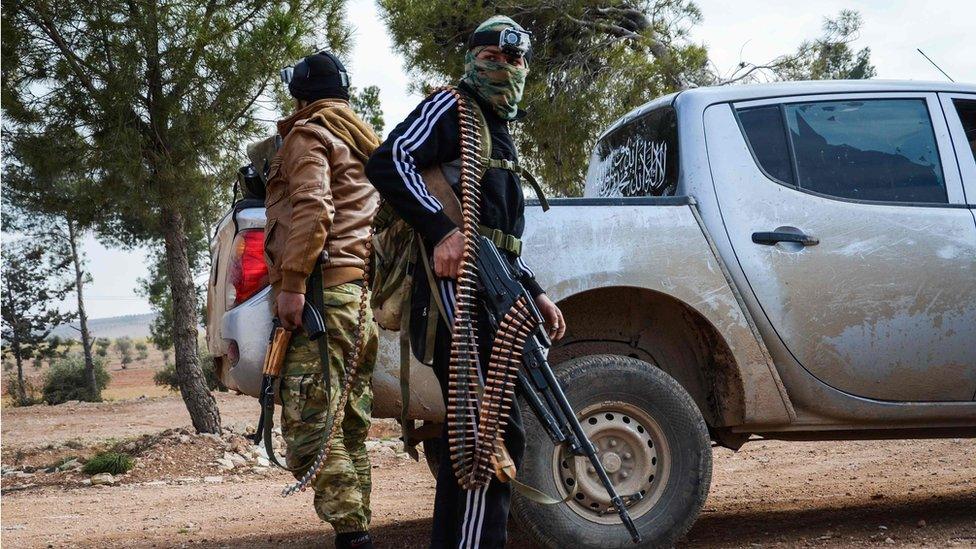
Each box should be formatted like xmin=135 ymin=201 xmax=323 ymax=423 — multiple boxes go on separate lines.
xmin=250 ymin=303 xmax=328 ymax=471
xmin=474 ymin=236 xmax=642 ymax=544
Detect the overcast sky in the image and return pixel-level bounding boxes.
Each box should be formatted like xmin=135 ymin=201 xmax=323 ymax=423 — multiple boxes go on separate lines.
xmin=66 ymin=0 xmax=975 ymax=319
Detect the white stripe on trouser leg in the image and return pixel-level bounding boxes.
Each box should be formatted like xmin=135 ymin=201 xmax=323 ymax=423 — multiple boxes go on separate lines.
xmin=460 ymin=485 xmax=487 ymax=549
xmin=468 ymin=485 xmax=489 ymax=549
xmin=439 ymin=277 xmax=492 ymax=548
xmin=458 ymin=487 xmax=475 ymax=548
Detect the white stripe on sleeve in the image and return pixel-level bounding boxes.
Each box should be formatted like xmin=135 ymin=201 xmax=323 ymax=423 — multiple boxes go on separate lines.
xmin=516 ymin=256 xmax=535 ymax=279
xmin=393 ymin=91 xmax=458 ymax=213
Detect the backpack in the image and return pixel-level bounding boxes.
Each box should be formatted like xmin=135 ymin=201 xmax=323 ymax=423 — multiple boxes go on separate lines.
xmin=369 ymin=88 xmax=488 ymax=335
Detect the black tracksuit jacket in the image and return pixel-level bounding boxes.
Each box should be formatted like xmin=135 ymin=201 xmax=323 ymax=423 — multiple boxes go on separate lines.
xmin=365 ymin=82 xmax=544 ymax=356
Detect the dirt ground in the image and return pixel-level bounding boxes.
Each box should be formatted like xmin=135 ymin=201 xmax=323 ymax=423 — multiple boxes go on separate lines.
xmin=2 ymin=391 xmax=975 ymax=548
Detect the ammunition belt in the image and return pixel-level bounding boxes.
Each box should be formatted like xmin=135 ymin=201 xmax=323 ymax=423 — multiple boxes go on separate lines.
xmin=445 ymin=87 xmax=530 ymax=489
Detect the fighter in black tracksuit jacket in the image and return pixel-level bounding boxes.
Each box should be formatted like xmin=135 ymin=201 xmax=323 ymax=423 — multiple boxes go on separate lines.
xmin=365 ymin=81 xmax=540 ymax=548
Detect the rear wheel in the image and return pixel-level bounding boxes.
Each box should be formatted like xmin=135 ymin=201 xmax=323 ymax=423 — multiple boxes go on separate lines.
xmin=512 ymin=355 xmax=711 ymax=548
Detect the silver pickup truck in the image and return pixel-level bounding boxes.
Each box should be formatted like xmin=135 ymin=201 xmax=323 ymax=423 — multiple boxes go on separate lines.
xmin=206 ymin=80 xmax=976 ymax=548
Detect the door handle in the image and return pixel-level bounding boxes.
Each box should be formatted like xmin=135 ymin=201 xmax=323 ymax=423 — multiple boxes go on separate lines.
xmin=751 ymin=231 xmax=819 ymax=246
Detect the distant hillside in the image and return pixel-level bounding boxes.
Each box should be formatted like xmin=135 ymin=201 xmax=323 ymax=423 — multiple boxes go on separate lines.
xmin=50 ymin=313 xmax=156 ymax=340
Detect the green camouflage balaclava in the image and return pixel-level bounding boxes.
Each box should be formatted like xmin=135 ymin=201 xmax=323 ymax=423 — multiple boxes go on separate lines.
xmin=461 ymin=15 xmax=529 ymax=120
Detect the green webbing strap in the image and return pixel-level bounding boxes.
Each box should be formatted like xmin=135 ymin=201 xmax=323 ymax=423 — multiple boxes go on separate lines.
xmin=307 ymin=265 xmax=331 ymax=397
xmin=485 ymin=158 xmax=550 ymax=212
xmin=478 ymin=225 xmax=522 ymax=256
xmin=400 ymin=237 xmax=450 ymax=460
xmin=519 ymin=167 xmax=550 ymax=212
xmin=486 ymin=158 xmax=518 ymax=171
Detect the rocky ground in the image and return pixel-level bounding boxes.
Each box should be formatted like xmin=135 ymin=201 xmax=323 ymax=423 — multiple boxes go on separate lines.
xmin=2 ymin=393 xmax=975 ymax=548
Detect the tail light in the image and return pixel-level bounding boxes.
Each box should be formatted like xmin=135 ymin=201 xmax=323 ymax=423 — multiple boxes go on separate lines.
xmin=226 ymin=229 xmax=269 ymax=309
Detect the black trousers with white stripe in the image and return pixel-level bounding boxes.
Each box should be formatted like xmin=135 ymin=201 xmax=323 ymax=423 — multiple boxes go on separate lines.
xmin=430 ymin=279 xmax=526 ymax=549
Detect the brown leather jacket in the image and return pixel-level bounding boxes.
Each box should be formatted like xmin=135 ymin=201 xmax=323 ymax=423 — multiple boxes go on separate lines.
xmin=264 ymin=100 xmax=379 ymax=296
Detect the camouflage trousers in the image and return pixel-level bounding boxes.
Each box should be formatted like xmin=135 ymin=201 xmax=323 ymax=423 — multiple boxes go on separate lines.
xmin=280 ymin=282 xmax=379 ymax=533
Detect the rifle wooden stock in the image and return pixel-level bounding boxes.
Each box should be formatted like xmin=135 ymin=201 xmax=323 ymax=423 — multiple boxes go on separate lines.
xmin=263 ymin=327 xmax=292 ymax=377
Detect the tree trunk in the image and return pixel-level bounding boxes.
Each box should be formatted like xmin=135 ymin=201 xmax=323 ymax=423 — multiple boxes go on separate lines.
xmin=66 ymin=218 xmax=98 ymax=400
xmin=160 ymin=206 xmax=221 ymax=433
xmin=6 ymin=283 xmax=29 ymax=406
xmin=14 ymin=347 xmax=27 ymax=405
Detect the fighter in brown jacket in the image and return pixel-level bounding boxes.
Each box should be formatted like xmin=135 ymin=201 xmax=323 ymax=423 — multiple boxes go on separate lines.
xmin=265 ymin=51 xmax=379 ymax=549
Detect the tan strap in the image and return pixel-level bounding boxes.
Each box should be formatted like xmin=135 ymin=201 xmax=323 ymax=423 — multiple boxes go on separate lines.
xmin=418 ymin=239 xmax=450 ymax=322
xmin=399 ymin=268 xmax=419 ymax=461
xmin=511 ymin=476 xmax=576 ymax=505
xmin=493 ymin=441 xmax=574 ymax=505
xmin=492 ymin=441 xmax=517 ymax=481
xmin=420 ymin=164 xmax=464 ymax=227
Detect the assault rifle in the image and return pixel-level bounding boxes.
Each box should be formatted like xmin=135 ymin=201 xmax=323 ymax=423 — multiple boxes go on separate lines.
xmin=250 ymin=302 xmax=327 ymax=470
xmin=474 ymin=236 xmax=642 ymax=544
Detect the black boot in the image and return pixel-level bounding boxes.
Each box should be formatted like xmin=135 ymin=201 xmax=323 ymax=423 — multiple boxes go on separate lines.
xmin=336 ymin=531 xmax=374 ymax=549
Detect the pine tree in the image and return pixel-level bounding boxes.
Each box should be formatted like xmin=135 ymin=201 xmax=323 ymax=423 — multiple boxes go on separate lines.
xmin=3 ymin=134 xmax=102 ymax=399
xmin=3 ymin=0 xmax=352 ymax=431
xmin=0 ymin=239 xmax=77 ymax=406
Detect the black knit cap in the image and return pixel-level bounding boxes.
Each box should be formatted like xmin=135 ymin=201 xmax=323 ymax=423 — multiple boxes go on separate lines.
xmin=287 ymin=51 xmax=350 ymax=102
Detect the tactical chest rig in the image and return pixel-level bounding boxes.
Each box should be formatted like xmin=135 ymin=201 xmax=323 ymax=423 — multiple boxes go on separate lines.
xmin=371 ymin=88 xmax=640 ymax=543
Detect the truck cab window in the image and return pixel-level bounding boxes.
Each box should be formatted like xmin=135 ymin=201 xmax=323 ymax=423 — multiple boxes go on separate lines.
xmin=952 ymin=99 xmax=976 ymax=162
xmin=585 ymin=107 xmax=679 ymax=197
xmin=738 ymin=106 xmax=795 ymax=185
xmin=784 ymin=99 xmax=947 ymax=204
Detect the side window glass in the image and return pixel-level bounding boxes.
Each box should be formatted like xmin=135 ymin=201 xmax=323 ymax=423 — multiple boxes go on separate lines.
xmin=738 ymin=106 xmax=795 ymax=185
xmin=585 ymin=107 xmax=679 ymax=197
xmin=952 ymin=99 xmax=976 ymax=163
xmin=784 ymin=99 xmax=947 ymax=204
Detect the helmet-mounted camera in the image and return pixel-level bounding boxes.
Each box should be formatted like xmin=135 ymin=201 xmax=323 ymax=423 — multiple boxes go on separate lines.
xmin=468 ymin=26 xmax=532 ymax=60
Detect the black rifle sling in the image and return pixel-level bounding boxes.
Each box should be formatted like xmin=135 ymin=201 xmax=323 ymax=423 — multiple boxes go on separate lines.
xmin=261 ymin=384 xmax=301 ymax=471
xmin=306 ymin=263 xmax=332 ymax=395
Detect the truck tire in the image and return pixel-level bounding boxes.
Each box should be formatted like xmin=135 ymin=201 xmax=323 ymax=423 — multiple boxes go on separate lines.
xmin=511 ymin=354 xmax=711 ymax=548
